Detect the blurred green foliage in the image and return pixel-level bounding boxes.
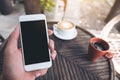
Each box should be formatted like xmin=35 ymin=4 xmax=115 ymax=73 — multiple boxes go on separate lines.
xmin=40 ymin=0 xmax=56 ymax=12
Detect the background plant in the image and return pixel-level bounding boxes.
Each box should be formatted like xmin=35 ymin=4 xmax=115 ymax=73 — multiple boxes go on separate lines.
xmin=40 ymin=0 xmax=56 ymax=12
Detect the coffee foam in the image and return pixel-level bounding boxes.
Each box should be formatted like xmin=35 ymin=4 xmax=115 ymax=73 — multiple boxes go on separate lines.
xmin=58 ymin=21 xmax=74 ymax=30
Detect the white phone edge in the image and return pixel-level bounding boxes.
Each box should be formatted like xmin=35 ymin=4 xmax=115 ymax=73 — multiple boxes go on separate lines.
xmin=19 ymin=14 xmax=52 ymax=71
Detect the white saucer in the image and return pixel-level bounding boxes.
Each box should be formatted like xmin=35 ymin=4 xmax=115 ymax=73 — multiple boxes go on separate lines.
xmin=54 ymin=29 xmax=78 ymax=40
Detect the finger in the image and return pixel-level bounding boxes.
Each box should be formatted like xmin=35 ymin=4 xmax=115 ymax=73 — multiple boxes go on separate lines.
xmin=7 ymin=26 xmax=20 ymax=49
xmin=18 ymin=48 xmax=22 ymax=54
xmin=48 ymin=30 xmax=53 ymax=36
xmin=25 ymin=72 xmax=37 ymax=80
xmin=49 ymin=39 xmax=54 ymax=52
xmin=38 ymin=69 xmax=48 ymax=76
xmin=32 ymin=69 xmax=48 ymax=78
xmin=49 ymin=39 xmax=57 ymax=60
xmin=51 ymin=50 xmax=57 ymax=60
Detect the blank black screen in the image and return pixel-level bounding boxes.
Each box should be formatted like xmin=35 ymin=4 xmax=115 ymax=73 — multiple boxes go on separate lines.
xmin=20 ymin=20 xmax=50 ymax=65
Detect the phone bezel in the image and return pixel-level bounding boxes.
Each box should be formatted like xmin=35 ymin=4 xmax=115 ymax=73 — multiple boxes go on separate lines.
xmin=19 ymin=14 xmax=52 ymax=71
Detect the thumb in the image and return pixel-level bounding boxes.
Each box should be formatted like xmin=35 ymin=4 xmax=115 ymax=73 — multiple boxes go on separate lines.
xmin=7 ymin=26 xmax=20 ymax=49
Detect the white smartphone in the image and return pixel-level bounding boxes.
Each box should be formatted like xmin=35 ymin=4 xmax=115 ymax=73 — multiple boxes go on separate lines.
xmin=19 ymin=14 xmax=52 ymax=71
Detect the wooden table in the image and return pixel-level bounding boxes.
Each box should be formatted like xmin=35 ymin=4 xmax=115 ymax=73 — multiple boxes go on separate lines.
xmin=0 ymin=22 xmax=115 ymax=80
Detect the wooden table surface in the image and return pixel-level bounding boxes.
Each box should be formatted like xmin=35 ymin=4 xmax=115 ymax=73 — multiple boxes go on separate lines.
xmin=0 ymin=22 xmax=115 ymax=80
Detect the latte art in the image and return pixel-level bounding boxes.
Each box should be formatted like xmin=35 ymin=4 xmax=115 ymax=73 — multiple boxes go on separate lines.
xmin=53 ymin=20 xmax=78 ymax=40
xmin=58 ymin=21 xmax=74 ymax=30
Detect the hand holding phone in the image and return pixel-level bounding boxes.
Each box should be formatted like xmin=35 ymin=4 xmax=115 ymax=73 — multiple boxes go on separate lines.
xmin=3 ymin=26 xmax=57 ymax=80
xmin=19 ymin=14 xmax=52 ymax=71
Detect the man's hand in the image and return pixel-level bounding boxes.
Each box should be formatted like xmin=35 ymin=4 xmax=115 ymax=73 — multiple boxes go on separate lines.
xmin=3 ymin=26 xmax=57 ymax=80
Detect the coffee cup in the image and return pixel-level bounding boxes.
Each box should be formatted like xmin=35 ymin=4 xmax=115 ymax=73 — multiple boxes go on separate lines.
xmin=88 ymin=37 xmax=114 ymax=62
xmin=53 ymin=20 xmax=77 ymax=40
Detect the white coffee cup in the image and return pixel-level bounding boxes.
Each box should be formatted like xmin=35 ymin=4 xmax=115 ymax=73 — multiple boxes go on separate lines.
xmin=53 ymin=20 xmax=77 ymax=40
